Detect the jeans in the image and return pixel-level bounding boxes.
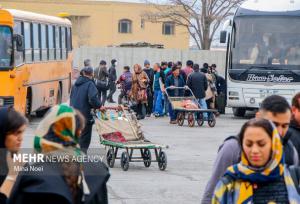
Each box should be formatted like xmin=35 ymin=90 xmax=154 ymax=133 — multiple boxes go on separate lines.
xmin=137 ymin=103 xmax=146 ymax=119
xmin=107 ymin=81 xmax=116 ymax=101
xmin=79 ymin=122 xmax=93 ymax=153
xmin=118 ymin=90 xmax=127 ymax=105
xmin=98 ymin=89 xmax=107 ymax=106
xmin=146 ymin=89 xmax=153 ymax=115
xmin=153 ymin=90 xmax=163 ymax=116
xmin=198 ymin=98 xmax=208 ymax=118
xmin=168 ymin=102 xmax=178 ymax=121
xmin=163 ymin=94 xmax=169 ymax=115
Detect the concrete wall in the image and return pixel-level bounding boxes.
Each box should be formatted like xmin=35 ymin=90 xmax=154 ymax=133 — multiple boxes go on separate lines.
xmin=74 ymin=47 xmax=226 ymax=77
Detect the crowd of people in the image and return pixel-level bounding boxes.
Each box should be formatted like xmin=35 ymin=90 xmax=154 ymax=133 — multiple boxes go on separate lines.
xmin=2 ymin=57 xmax=300 ymax=203
xmin=89 ymin=59 xmax=226 ymax=122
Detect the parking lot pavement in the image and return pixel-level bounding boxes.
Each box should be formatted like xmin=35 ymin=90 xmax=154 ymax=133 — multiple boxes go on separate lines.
xmin=23 ymin=110 xmax=252 ymax=204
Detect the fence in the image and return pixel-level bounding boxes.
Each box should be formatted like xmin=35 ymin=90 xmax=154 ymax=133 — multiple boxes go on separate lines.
xmin=74 ymin=47 xmax=226 ymax=76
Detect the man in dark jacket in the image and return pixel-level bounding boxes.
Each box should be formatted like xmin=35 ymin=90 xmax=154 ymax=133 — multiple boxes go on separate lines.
xmin=107 ymin=59 xmax=117 ymax=103
xmin=289 ymin=93 xmax=300 ymax=158
xmin=165 ymin=65 xmax=186 ymax=124
xmin=70 ymin=67 xmax=102 ymax=152
xmin=187 ymin=64 xmax=208 ymax=118
xmin=143 ymin=60 xmax=154 ymax=117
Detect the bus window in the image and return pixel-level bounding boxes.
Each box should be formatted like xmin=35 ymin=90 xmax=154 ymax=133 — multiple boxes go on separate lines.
xmin=67 ymin=27 xmax=72 ymax=52
xmin=0 ymin=26 xmax=12 ymax=68
xmin=24 ymin=22 xmax=32 ymax=62
xmin=61 ymin=27 xmax=66 ymax=60
xmin=55 ymin=26 xmax=61 ymax=60
xmin=33 ymin=23 xmax=40 ymax=61
xmin=48 ymin=25 xmax=54 ymax=60
xmin=41 ymin=24 xmax=47 ymax=61
xmin=13 ymin=21 xmax=24 ymax=66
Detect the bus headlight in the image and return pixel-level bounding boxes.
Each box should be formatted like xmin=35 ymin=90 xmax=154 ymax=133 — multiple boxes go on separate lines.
xmin=0 ymin=98 xmax=4 ymax=106
xmin=229 ymin=91 xmax=239 ymax=100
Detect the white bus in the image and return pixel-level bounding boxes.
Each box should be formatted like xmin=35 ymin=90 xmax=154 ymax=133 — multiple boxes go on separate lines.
xmin=220 ymin=0 xmax=300 ymax=117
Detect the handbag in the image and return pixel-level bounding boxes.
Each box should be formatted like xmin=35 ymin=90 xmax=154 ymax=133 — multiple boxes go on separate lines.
xmin=96 ymin=68 xmax=110 ymax=90
xmin=97 ymin=79 xmax=110 ymax=91
xmin=137 ymin=89 xmax=147 ymax=102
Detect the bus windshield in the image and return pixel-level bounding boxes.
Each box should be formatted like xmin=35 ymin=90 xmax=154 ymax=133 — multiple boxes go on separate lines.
xmin=0 ymin=26 xmax=13 ymax=68
xmin=232 ymin=16 xmax=300 ymax=69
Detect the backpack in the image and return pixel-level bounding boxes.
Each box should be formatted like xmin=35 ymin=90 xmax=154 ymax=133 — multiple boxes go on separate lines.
xmin=124 ymin=73 xmax=132 ymax=91
xmin=218 ymin=136 xmax=298 ymax=166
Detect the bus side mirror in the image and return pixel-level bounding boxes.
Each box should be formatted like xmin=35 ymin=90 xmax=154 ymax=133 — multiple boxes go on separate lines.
xmin=220 ymin=31 xmax=227 ymax=43
xmin=13 ymin=34 xmax=24 ymax=52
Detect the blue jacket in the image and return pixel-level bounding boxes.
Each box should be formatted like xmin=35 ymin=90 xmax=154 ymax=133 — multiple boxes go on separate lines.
xmin=70 ymin=76 xmax=101 ymax=122
xmin=165 ymin=74 xmax=185 ymax=97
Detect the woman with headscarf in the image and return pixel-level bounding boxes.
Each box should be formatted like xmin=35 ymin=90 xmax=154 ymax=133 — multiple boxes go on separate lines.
xmin=213 ymin=118 xmax=300 ymax=204
xmin=8 ymin=104 xmax=110 ymax=204
xmin=0 ymin=107 xmax=27 ymax=203
xmin=130 ymin=64 xmax=149 ymax=120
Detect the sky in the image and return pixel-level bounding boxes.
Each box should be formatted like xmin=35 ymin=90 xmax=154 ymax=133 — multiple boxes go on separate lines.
xmin=90 ymin=0 xmax=143 ymax=2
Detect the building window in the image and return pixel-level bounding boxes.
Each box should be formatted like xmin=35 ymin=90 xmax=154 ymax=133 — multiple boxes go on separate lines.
xmin=118 ymin=19 xmax=132 ymax=33
xmin=163 ymin=22 xmax=175 ymax=35
xmin=141 ymin=19 xmax=145 ymax=29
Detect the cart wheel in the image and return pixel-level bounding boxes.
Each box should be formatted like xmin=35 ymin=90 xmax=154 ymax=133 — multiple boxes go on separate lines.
xmin=208 ymin=114 xmax=216 ymax=128
xmin=177 ymin=112 xmax=185 ymax=126
xmin=197 ymin=113 xmax=204 ymax=127
xmin=143 ymin=149 xmax=152 ymax=167
xmin=106 ymin=148 xmax=115 ymax=168
xmin=158 ymin=151 xmax=167 ymax=171
xmin=121 ymin=151 xmax=130 ymax=171
xmin=187 ymin=113 xmax=195 ymax=127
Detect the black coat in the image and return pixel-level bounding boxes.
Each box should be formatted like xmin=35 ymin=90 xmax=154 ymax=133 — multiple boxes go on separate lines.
xmin=187 ymin=71 xmax=208 ymax=99
xmin=288 ymin=119 xmax=300 ymax=160
xmin=8 ymin=161 xmax=110 ymax=204
xmin=108 ymin=66 xmax=117 ymax=82
xmin=143 ymin=68 xmax=155 ymax=91
xmin=70 ymin=76 xmax=101 ymax=122
xmin=0 ymin=107 xmax=9 ymax=187
xmin=216 ymin=75 xmax=226 ymax=94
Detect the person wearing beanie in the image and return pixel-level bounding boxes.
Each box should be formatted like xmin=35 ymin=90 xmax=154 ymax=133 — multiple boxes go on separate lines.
xmin=70 ymin=65 xmax=102 ymax=152
xmin=107 ymin=59 xmax=118 ymax=103
xmin=143 ymin=60 xmax=154 ymax=117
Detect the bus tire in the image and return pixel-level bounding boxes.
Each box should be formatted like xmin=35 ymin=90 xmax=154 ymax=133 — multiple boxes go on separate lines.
xmin=36 ymin=108 xmax=49 ymax=118
xmin=25 ymin=88 xmax=32 ymax=118
xmin=232 ymin=108 xmax=246 ymax=117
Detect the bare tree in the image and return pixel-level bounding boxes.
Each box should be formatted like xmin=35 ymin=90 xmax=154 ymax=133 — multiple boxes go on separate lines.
xmin=143 ymin=0 xmax=245 ymax=50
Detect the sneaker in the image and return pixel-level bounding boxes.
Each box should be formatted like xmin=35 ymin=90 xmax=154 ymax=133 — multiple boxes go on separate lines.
xmin=146 ymin=114 xmax=151 ymax=117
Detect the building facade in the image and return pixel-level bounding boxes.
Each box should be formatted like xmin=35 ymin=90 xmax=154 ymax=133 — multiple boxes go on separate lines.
xmin=1 ymin=0 xmax=189 ymax=49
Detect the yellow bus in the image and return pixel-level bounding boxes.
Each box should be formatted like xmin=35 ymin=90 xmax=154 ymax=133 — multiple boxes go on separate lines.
xmin=0 ymin=8 xmax=72 ymax=116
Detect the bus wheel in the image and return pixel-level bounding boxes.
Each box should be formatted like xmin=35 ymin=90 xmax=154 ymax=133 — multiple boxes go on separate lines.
xmin=233 ymin=108 xmax=246 ymax=117
xmin=57 ymin=84 xmax=62 ymax=104
xmin=36 ymin=108 xmax=49 ymax=118
xmin=25 ymin=89 xmax=32 ymax=118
